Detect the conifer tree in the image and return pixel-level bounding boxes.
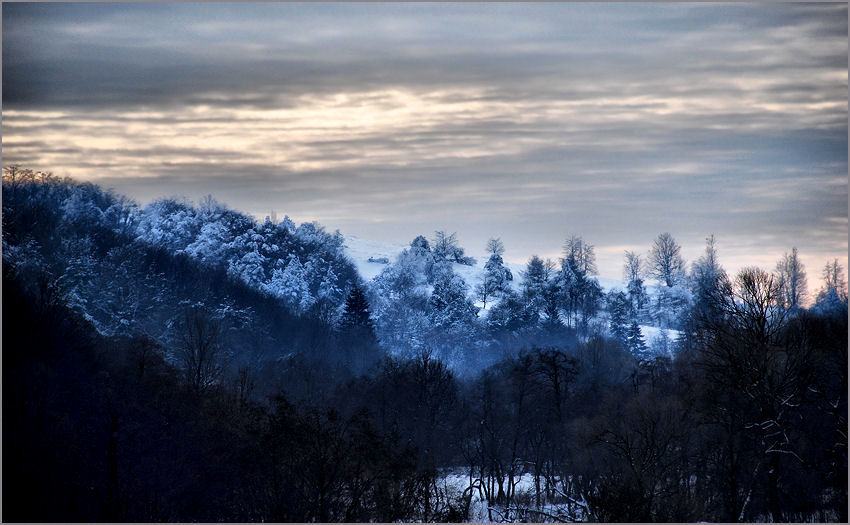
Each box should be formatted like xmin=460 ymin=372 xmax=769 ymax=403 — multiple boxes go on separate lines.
xmin=626 ymin=320 xmax=649 ymax=360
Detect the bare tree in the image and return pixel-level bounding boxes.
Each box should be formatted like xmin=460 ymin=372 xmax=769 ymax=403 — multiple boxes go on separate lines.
xmin=623 ymin=250 xmax=642 ymax=283
xmin=563 ymin=235 xmax=597 ymax=275
xmin=432 ymin=231 xmax=459 ymax=259
xmin=486 ymin=237 xmax=505 ymax=256
xmin=647 ymin=232 xmax=685 ymax=287
xmin=774 ymin=247 xmax=807 ymax=309
xmin=176 ymin=306 xmax=225 ymax=393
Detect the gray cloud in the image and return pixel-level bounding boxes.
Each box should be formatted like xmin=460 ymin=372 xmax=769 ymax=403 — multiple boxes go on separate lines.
xmin=2 ymin=3 xmax=846 ymax=288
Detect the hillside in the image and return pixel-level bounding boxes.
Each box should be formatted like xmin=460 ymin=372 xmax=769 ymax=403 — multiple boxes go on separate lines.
xmin=343 ymin=233 xmax=680 ymax=350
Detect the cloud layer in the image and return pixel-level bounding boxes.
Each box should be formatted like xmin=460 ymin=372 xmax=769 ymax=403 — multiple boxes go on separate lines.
xmin=3 ymin=3 xmax=847 ymax=288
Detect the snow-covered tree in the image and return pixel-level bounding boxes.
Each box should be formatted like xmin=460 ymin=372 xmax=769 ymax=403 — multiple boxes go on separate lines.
xmin=267 ymin=256 xmax=315 ymax=314
xmin=476 ymin=252 xmax=511 ymax=309
xmin=410 ymin=235 xmax=431 ymax=254
xmin=428 ymin=273 xmax=478 ymax=330
xmin=486 ymin=288 xmax=533 ymax=333
xmin=229 ymin=250 xmax=267 ymax=287
xmin=432 ymin=230 xmax=475 ymax=266
xmin=689 ymin=234 xmax=727 ymax=325
xmin=185 ymin=221 xmax=234 ymax=266
xmin=651 ymin=285 xmax=691 ymax=330
xmin=136 ymin=198 xmax=200 ymax=253
xmin=815 ymin=259 xmax=848 ymax=312
xmin=521 ymin=255 xmax=551 ymax=320
xmin=432 ymin=231 xmax=459 ymax=260
xmin=313 ymin=266 xmax=344 ymax=323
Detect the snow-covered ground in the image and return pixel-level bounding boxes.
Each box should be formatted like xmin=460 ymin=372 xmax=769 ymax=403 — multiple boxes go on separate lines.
xmin=440 ymin=470 xmax=586 ymax=522
xmin=342 ymin=235 xmax=408 ymax=282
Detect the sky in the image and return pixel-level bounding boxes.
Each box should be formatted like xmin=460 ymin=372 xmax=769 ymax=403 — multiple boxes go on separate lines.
xmin=3 ymin=2 xmax=847 ymax=293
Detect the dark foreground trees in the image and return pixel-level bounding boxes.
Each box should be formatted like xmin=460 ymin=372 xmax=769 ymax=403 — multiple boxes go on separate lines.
xmin=5 ymin=258 xmax=846 ymax=522
xmin=2 ymin=267 xmax=427 ymax=522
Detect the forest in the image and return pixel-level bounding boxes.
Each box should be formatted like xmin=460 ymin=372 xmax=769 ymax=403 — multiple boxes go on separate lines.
xmin=3 ymin=166 xmax=847 ymax=522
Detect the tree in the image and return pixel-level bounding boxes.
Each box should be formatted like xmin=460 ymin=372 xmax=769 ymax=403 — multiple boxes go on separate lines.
xmin=648 ymin=233 xmax=685 ymax=287
xmin=410 ymin=235 xmax=431 ymax=254
xmin=521 ymin=255 xmax=553 ymax=323
xmin=428 ymin=273 xmax=478 ymax=330
xmin=476 ymin=251 xmax=511 ymax=309
xmin=339 ymin=284 xmax=375 ymax=333
xmin=432 ymin=231 xmax=458 ymax=260
xmin=817 ymin=259 xmax=848 ymax=305
xmin=564 ymin=235 xmax=597 ymax=275
xmin=176 ymin=306 xmax=225 ymax=394
xmin=623 ymin=250 xmax=642 ymax=283
xmin=690 ymin=234 xmax=727 ymax=325
xmin=624 ymin=251 xmax=649 ymax=322
xmin=314 ymin=266 xmax=344 ymax=323
xmin=606 ymin=290 xmax=630 ymax=346
xmin=692 ymin=267 xmax=810 ymax=521
xmin=338 ymin=284 xmax=380 ymax=371
xmin=774 ymin=247 xmax=807 ymax=310
xmin=486 ymin=237 xmax=505 ymax=256
xmin=432 ymin=231 xmax=475 ymax=266
xmin=625 ymin=321 xmax=649 ymax=360
xmin=267 ymin=256 xmax=315 ymax=314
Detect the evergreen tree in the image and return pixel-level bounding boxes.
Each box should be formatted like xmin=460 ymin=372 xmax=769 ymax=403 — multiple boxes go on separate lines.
xmin=339 ymin=283 xmax=381 ymax=371
xmin=626 ymin=320 xmax=649 ymax=360
xmin=521 ymin=255 xmax=551 ymax=322
xmin=339 ymin=284 xmax=375 ymax=332
xmin=606 ymin=290 xmax=630 ymax=346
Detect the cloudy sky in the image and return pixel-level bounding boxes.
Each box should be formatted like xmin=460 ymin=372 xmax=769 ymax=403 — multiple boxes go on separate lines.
xmin=3 ymin=3 xmax=847 ymax=290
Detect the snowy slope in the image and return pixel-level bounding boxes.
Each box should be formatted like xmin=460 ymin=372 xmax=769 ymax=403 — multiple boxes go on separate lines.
xmin=342 ymin=235 xmax=408 ymax=282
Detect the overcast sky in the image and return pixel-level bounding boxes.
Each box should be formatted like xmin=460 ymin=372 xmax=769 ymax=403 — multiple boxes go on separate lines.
xmin=3 ymin=3 xmax=847 ymax=290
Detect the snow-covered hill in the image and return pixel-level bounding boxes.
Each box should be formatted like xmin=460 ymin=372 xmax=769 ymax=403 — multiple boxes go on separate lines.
xmin=343 ymin=234 xmax=680 ymax=347
xmin=343 ymin=234 xmax=526 ymax=294
xmin=345 ymin=235 xmax=631 ymax=296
